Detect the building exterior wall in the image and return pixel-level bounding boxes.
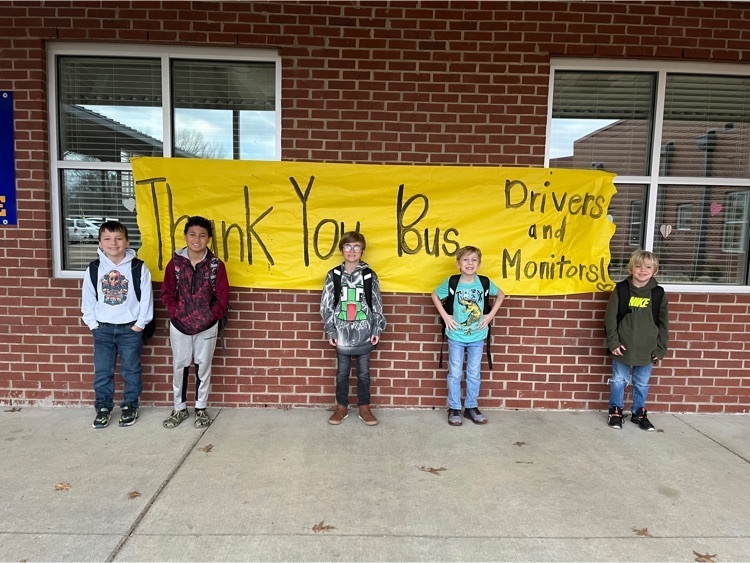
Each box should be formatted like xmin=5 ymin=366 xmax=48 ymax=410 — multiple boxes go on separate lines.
xmin=1 ymin=1 xmax=749 ymax=413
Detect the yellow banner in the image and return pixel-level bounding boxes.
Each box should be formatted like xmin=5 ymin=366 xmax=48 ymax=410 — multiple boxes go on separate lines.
xmin=132 ymin=158 xmax=617 ymax=295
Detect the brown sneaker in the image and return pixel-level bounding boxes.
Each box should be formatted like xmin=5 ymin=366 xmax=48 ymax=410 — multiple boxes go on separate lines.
xmin=328 ymin=404 xmax=348 ymax=425
xmin=358 ymin=404 xmax=379 ymax=426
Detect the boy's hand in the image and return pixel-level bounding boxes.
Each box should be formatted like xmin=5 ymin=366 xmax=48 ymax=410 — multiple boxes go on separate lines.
xmin=612 ymin=345 xmax=626 ymax=356
xmin=370 ymin=335 xmax=380 ymax=345
xmin=328 ymin=338 xmax=337 ymax=347
xmin=443 ymin=316 xmax=458 ymax=331
xmin=131 ymin=325 xmax=143 ymax=332
xmin=479 ymin=313 xmax=495 ymax=330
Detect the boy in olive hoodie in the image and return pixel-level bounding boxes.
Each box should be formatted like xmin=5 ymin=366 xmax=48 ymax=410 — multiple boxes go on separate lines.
xmin=604 ymin=250 xmax=669 ymax=431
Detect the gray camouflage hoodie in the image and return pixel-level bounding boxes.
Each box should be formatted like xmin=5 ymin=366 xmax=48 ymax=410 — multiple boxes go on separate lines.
xmin=320 ymin=261 xmax=387 ymax=356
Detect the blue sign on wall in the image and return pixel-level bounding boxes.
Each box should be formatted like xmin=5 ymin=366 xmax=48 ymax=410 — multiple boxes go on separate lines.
xmin=0 ymin=91 xmax=17 ymax=226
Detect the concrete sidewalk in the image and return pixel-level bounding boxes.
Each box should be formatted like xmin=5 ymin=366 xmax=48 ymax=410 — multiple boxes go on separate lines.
xmin=0 ymin=407 xmax=748 ymax=562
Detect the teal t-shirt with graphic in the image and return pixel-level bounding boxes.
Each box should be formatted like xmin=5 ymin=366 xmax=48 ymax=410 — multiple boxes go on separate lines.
xmin=435 ymin=275 xmax=500 ymax=343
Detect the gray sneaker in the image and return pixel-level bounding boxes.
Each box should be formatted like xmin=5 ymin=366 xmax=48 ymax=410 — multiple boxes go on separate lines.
xmin=464 ymin=407 xmax=488 ymax=425
xmin=448 ymin=408 xmax=462 ymax=426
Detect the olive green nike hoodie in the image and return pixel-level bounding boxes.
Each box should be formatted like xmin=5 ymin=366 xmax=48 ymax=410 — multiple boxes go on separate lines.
xmin=604 ymin=277 xmax=669 ymax=366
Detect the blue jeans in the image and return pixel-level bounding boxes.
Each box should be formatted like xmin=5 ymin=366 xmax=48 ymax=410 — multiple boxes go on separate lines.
xmin=92 ymin=322 xmax=143 ymax=410
xmin=335 ymin=352 xmax=371 ymax=407
xmin=447 ymin=339 xmax=484 ymax=410
xmin=609 ymin=358 xmax=653 ymax=413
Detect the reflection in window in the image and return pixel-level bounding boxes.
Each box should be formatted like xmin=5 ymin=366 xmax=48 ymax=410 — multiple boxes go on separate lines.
xmin=549 ymin=71 xmax=655 ymax=176
xmin=51 ymin=46 xmax=279 ymax=274
xmin=723 ymin=192 xmax=750 ymax=254
xmin=677 ymin=204 xmax=693 ymax=231
xmin=605 ymin=184 xmax=647 ymax=280
xmin=548 ymin=62 xmax=750 ymax=286
xmin=629 ymin=200 xmax=643 ymax=246
xmin=653 ymin=185 xmax=748 ymax=284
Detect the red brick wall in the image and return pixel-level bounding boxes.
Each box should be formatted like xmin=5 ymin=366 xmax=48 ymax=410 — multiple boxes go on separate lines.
xmin=1 ymin=1 xmax=749 ymax=413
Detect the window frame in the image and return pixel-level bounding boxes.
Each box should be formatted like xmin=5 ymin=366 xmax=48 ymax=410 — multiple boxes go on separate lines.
xmin=547 ymin=58 xmax=750 ymax=294
xmin=722 ymin=191 xmax=750 ymax=254
xmin=47 ymin=42 xmax=282 ymax=278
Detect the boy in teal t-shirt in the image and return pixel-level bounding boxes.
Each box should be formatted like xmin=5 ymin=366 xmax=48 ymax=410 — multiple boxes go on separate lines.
xmin=432 ymin=246 xmax=505 ymax=426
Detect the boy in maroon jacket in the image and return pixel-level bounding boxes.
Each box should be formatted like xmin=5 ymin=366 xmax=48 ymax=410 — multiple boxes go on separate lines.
xmin=161 ymin=216 xmax=229 ymax=429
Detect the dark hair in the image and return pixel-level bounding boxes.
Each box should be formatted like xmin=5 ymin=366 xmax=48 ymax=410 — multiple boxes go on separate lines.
xmin=99 ymin=220 xmax=129 ymax=241
xmin=338 ymin=231 xmax=366 ymax=251
xmin=184 ymin=216 xmax=213 ymax=238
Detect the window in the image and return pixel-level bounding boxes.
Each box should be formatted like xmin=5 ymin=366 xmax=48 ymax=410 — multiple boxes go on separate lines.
xmin=549 ymin=60 xmax=750 ymax=291
xmin=677 ymin=204 xmax=693 ymax=231
xmin=723 ymin=192 xmax=750 ymax=253
xmin=48 ymin=43 xmax=280 ymax=276
xmin=629 ymin=200 xmax=643 ymax=247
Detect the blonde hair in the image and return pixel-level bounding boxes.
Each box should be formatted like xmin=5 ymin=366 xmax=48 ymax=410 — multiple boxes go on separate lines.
xmin=455 ymin=246 xmax=482 ymax=262
xmin=628 ymin=249 xmax=659 ymax=275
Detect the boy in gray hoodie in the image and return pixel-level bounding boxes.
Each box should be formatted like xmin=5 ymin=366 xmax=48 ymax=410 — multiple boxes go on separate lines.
xmin=320 ymin=232 xmax=386 ymax=426
xmin=82 ymin=221 xmax=153 ymax=429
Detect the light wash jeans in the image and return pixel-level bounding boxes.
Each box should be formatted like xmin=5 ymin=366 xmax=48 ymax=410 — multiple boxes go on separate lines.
xmin=609 ymin=358 xmax=653 ymax=413
xmin=92 ymin=322 xmax=143 ymax=411
xmin=447 ymin=339 xmax=484 ymax=410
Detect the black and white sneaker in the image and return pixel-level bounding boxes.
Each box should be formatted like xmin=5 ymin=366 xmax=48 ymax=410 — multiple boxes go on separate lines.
xmin=119 ymin=404 xmax=139 ymax=427
xmin=92 ymin=408 xmax=111 ymax=429
xmin=632 ymin=408 xmax=655 ymax=431
xmin=607 ymin=407 xmax=623 ymax=430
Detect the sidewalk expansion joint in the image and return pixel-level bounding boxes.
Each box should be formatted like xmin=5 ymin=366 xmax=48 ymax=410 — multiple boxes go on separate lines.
xmin=105 ymin=408 xmax=222 ymax=562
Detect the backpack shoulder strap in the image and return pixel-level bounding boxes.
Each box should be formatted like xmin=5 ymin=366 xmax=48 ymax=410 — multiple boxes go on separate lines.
xmin=362 ymin=267 xmax=373 ymax=310
xmin=615 ymin=279 xmax=630 ymax=324
xmin=88 ymin=259 xmax=100 ymax=300
xmin=651 ymin=285 xmax=664 ymax=325
xmin=131 ymin=258 xmax=143 ymax=302
xmin=331 ymin=265 xmax=343 ymax=307
xmin=443 ymin=274 xmax=461 ymax=315
xmin=477 ymin=275 xmax=493 ymax=370
xmin=209 ymin=256 xmax=220 ymax=293
xmin=478 ymin=275 xmax=491 ymax=314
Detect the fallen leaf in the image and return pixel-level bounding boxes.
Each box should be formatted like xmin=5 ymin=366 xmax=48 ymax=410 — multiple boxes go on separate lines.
xmin=515 ymin=461 xmax=533 ymax=464
xmin=4 ymin=406 xmax=21 ymax=412
xmin=657 ymin=429 xmax=665 ymax=433
xmin=513 ymin=441 xmax=526 ymax=447
xmin=283 ymin=404 xmax=292 ymax=411
xmin=312 ymin=520 xmax=335 ymax=533
xmin=693 ymin=550 xmax=718 ymax=562
xmin=128 ymin=491 xmax=141 ymax=499
xmin=416 ymin=465 xmax=447 ymax=476
xmin=55 ymin=482 xmax=71 ymax=491
xmin=200 ymin=444 xmax=213 ymax=453
xmin=633 ymin=527 xmax=652 ymax=537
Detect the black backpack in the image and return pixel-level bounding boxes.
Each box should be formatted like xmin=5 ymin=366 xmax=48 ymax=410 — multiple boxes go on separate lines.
xmin=439 ymin=274 xmax=493 ymax=370
xmin=615 ymin=279 xmax=664 ymax=327
xmin=88 ymin=258 xmax=156 ymax=343
xmin=332 ymin=265 xmax=373 ymax=310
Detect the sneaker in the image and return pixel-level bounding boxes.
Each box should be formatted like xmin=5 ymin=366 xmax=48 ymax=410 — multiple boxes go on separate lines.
xmin=328 ymin=404 xmax=348 ymax=425
xmin=194 ymin=408 xmax=212 ymax=428
xmin=447 ymin=408 xmax=462 ymax=426
xmin=358 ymin=404 xmax=378 ymax=426
xmin=607 ymin=406 xmax=623 ymax=430
xmin=118 ymin=404 xmax=139 ymax=427
xmin=163 ymin=408 xmax=189 ymax=429
xmin=464 ymin=407 xmax=488 ymax=425
xmin=92 ymin=407 xmax=111 ymax=429
xmin=632 ymin=408 xmax=655 ymax=431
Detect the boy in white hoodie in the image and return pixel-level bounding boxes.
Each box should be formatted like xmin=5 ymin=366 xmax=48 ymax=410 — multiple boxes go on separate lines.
xmin=82 ymin=221 xmax=153 ymax=429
